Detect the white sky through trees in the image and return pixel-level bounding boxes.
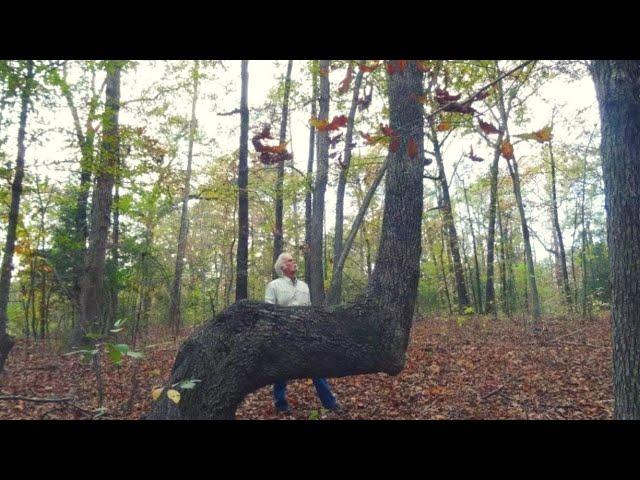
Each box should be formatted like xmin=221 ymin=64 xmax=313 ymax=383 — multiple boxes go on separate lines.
xmin=2 ymin=60 xmax=602 ymax=264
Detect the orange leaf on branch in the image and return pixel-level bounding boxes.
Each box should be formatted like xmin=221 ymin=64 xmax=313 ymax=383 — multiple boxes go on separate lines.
xmin=358 ymin=61 xmax=380 ymax=73
xmin=311 ymin=115 xmax=348 ymax=132
xmin=514 ymin=126 xmax=553 ymax=143
xmin=436 ymin=121 xmax=454 ymax=132
xmin=500 ymin=140 xmax=514 ymax=160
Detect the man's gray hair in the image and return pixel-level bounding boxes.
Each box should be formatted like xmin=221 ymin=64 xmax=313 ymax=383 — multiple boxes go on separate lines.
xmin=274 ymin=252 xmax=292 ymax=277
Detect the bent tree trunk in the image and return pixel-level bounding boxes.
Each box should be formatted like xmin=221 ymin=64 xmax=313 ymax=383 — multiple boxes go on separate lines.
xmin=146 ymin=60 xmax=425 ymax=420
xmin=592 ymin=60 xmax=640 ymax=419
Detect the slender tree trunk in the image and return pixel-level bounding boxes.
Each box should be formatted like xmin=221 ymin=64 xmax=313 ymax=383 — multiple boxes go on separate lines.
xmin=548 ymin=139 xmax=572 ymax=310
xmin=484 ymin=131 xmax=505 ymax=315
xmin=462 ymin=180 xmax=483 ymax=314
xmin=308 ymin=60 xmax=330 ymax=305
xmin=145 ymin=61 xmax=425 ymax=420
xmin=579 ymin=144 xmax=591 ymax=320
xmin=169 ymin=61 xmax=199 ymax=334
xmin=235 ymin=60 xmax=250 ymax=301
xmin=505 ymin=154 xmax=541 ymax=322
xmin=329 ymin=66 xmax=364 ymax=305
xmin=431 ymin=130 xmax=469 ymax=311
xmin=304 ymin=62 xmax=317 ymax=285
xmin=497 ymin=199 xmax=510 ymax=317
xmin=109 ymin=174 xmax=120 ymax=332
xmin=273 ymin=60 xmax=293 ymax=274
xmin=0 ymin=60 xmax=34 ymax=371
xmin=327 ymin=155 xmax=389 ymax=303
xmin=592 ymin=60 xmax=640 ymax=419
xmin=71 ymin=62 xmax=122 ymax=347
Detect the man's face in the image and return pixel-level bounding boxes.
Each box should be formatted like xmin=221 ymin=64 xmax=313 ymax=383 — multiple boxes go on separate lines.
xmin=282 ymin=255 xmax=297 ymax=277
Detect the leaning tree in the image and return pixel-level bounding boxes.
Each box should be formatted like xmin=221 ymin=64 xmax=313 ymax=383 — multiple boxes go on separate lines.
xmin=146 ymin=60 xmax=425 ymax=419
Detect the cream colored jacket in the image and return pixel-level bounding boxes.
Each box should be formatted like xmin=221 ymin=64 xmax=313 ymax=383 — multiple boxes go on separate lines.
xmin=264 ymin=276 xmax=311 ymax=306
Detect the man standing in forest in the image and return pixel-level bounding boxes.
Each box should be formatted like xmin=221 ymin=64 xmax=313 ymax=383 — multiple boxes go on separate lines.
xmin=265 ymin=252 xmax=344 ymax=415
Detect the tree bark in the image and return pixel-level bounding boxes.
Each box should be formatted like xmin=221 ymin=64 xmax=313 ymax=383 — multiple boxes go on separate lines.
xmin=308 ymin=60 xmax=330 ymax=305
xmin=235 ymin=60 xmax=250 ymax=301
xmin=169 ymin=61 xmax=199 ymax=334
xmin=272 ymin=60 xmax=293 ymax=275
xmin=71 ymin=62 xmax=121 ymax=347
xmin=591 ymin=60 xmax=640 ymax=419
xmin=0 ymin=60 xmax=34 ymax=372
xmin=145 ymin=60 xmax=425 ymax=420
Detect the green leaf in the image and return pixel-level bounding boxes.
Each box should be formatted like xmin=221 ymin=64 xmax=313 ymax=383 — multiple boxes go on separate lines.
xmin=177 ymin=379 xmax=201 ymax=390
xmin=113 ymin=318 xmax=127 ymax=328
xmin=126 ymin=350 xmax=144 ymax=359
xmin=114 ymin=344 xmax=129 ymax=354
xmin=106 ymin=343 xmax=123 ymax=365
xmin=308 ymin=409 xmax=320 ymax=420
xmin=110 ymin=327 xmax=124 ymax=333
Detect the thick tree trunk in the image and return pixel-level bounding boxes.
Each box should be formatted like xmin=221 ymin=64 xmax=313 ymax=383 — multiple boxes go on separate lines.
xmin=592 ymin=60 xmax=640 ymax=420
xmin=272 ymin=60 xmax=293 ymax=274
xmin=169 ymin=61 xmax=199 ymax=333
xmin=71 ymin=62 xmax=121 ymax=347
xmin=146 ymin=61 xmax=425 ymax=420
xmin=592 ymin=60 xmax=640 ymax=419
xmin=308 ymin=60 xmax=330 ymax=305
xmin=235 ymin=60 xmax=250 ymax=301
xmin=548 ymin=139 xmax=572 ymax=310
xmin=0 ymin=60 xmax=34 ymax=372
xmin=330 ymin=66 xmax=364 ymax=304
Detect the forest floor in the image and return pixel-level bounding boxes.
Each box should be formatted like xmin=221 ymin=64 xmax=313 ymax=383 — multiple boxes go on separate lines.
xmin=0 ymin=313 xmax=613 ymax=420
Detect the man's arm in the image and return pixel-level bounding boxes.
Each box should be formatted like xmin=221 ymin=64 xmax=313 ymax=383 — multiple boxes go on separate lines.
xmin=265 ymin=282 xmax=277 ymax=304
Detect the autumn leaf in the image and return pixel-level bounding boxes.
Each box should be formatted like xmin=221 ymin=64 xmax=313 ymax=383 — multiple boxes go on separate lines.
xmin=311 ymin=115 xmax=348 ymax=132
xmin=329 ymin=133 xmax=343 ymax=148
xmin=167 ymin=389 xmax=181 ymax=404
xmin=436 ymin=121 xmax=454 ymax=132
xmin=513 ymin=126 xmax=552 ymax=144
xmin=309 ymin=117 xmax=329 ymax=130
xmin=407 ymin=137 xmax=419 ymax=159
xmin=390 ymin=137 xmax=400 ymax=152
xmin=534 ymin=126 xmax=553 ymax=143
xmin=151 ymin=387 xmax=164 ymax=401
xmin=435 ymin=87 xmax=462 ymax=102
xmin=500 ymin=140 xmax=514 ymax=160
xmin=416 ymin=61 xmax=431 ymax=73
xmin=442 ymin=102 xmax=476 ymax=115
xmin=467 ymin=146 xmax=485 ymax=162
xmin=478 ymin=119 xmax=501 ymax=135
xmin=338 ymin=63 xmax=354 ymax=95
xmin=358 ymin=61 xmax=380 ymax=73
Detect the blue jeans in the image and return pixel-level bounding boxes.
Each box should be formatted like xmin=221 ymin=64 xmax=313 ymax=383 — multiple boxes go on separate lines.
xmin=273 ymin=378 xmax=337 ymax=410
